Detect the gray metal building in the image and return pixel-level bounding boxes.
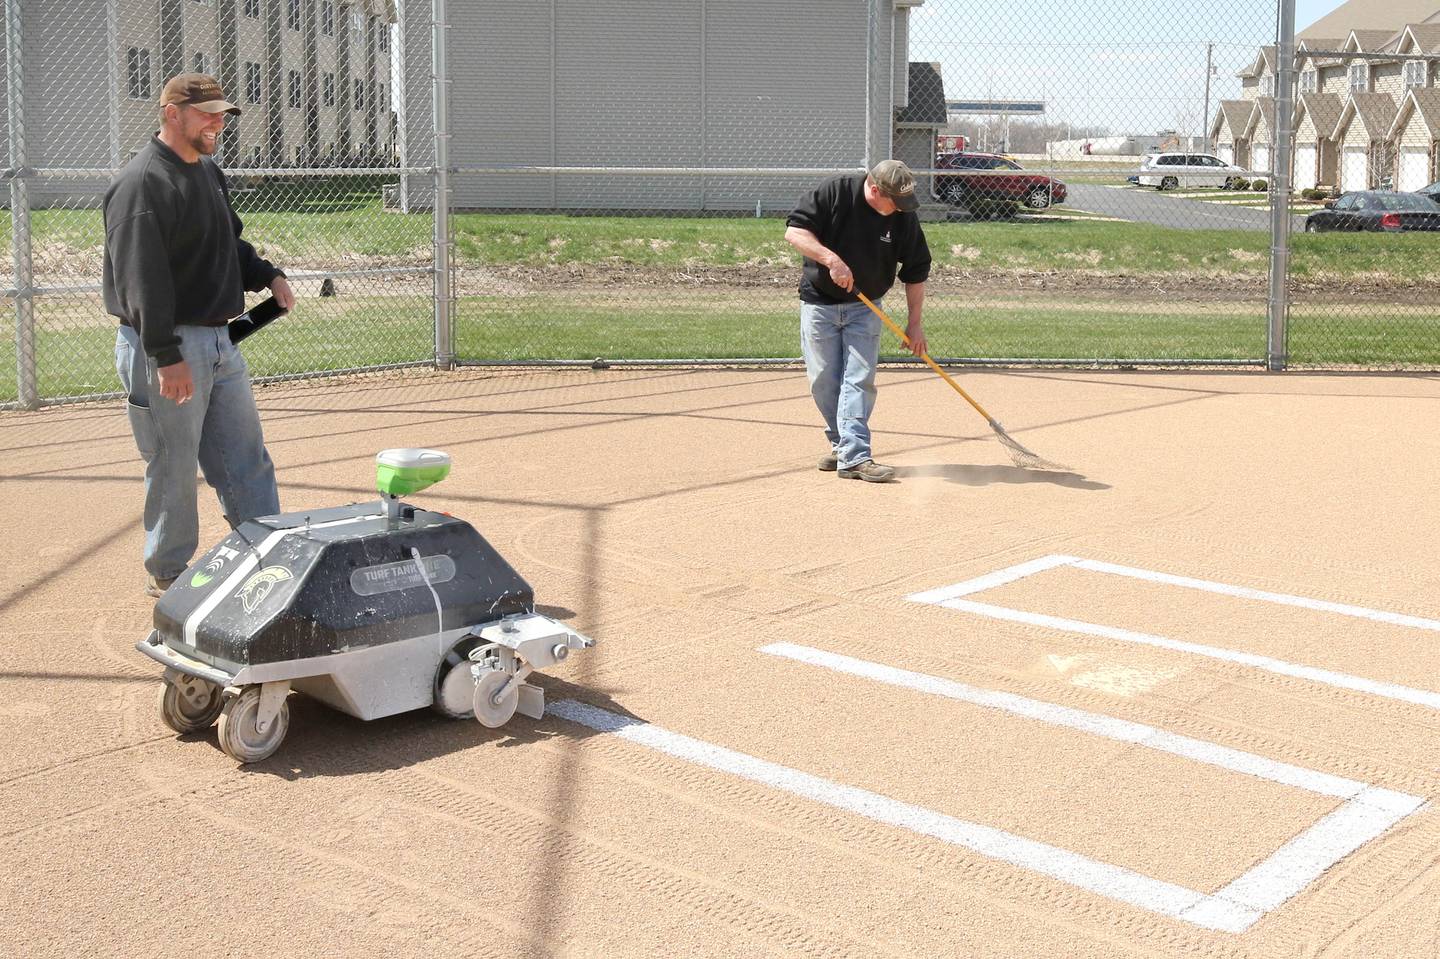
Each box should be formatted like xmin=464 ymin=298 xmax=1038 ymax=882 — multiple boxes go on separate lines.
xmin=400 ymin=0 xmax=939 ymax=212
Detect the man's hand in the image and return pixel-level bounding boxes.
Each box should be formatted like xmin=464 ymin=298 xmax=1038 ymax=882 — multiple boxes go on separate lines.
xmin=827 ymin=256 xmax=855 ymax=292
xmin=904 ymin=318 xmax=928 ymax=357
xmin=271 ymin=275 xmax=296 ymax=311
xmin=156 ymin=360 xmax=195 ymax=405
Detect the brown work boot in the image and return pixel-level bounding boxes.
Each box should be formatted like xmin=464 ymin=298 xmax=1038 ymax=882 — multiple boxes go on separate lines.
xmin=837 ymin=460 xmax=895 ymax=483
xmin=145 ymin=574 xmax=177 ymax=599
xmin=818 ymin=453 xmax=838 ymax=472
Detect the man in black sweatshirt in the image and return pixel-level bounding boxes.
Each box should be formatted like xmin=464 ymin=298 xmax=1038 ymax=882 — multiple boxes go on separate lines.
xmin=104 ymin=73 xmax=295 ymax=597
xmin=784 ymin=160 xmax=932 ymax=483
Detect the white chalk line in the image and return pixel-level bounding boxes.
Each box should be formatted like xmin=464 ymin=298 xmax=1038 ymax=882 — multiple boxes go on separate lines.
xmin=757 ymin=643 xmax=1424 ymax=926
xmin=547 ymin=699 xmax=1257 ymax=932
xmin=906 ymin=555 xmax=1440 ymax=710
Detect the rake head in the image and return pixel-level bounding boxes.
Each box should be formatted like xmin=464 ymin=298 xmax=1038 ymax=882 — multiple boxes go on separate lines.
xmin=989 ymin=420 xmax=1070 ymax=472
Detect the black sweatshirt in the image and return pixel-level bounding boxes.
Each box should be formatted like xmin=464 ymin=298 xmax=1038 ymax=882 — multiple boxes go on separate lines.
xmin=786 ymin=173 xmax=932 ymax=305
xmin=102 ymin=136 xmax=283 ymax=368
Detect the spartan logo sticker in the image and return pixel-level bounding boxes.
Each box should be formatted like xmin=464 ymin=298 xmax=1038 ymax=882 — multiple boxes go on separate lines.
xmin=237 ymin=565 xmax=294 ymax=614
xmin=190 ymin=545 xmax=241 ymax=588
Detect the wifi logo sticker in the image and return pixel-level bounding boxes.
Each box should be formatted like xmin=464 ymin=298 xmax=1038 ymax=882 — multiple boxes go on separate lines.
xmin=190 ymin=545 xmax=241 ymax=588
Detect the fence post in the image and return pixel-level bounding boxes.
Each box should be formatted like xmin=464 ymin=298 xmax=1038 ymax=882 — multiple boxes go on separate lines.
xmin=395 ymin=0 xmax=408 ymax=212
xmin=430 ymin=0 xmax=453 ymax=369
xmin=6 ymin=0 xmax=37 ymax=408
xmin=1267 ymin=0 xmax=1297 ymax=371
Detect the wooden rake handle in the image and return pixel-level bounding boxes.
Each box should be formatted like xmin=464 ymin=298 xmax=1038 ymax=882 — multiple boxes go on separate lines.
xmin=854 ymin=291 xmax=997 ymax=424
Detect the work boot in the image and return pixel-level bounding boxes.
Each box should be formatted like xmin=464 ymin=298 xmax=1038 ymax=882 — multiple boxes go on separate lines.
xmin=145 ymin=574 xmax=177 ymax=599
xmin=837 ymin=460 xmax=895 ymax=483
xmin=818 ymin=453 xmax=838 ymax=472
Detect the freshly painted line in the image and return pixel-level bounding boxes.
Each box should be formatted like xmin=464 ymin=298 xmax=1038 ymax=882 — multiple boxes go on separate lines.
xmin=750 ymin=646 xmax=1425 ymax=929
xmin=546 ymin=699 xmax=1260 ymax=932
xmin=939 ymin=598 xmax=1440 ymax=711
xmin=905 ymin=554 xmax=1078 ymax=605
xmin=757 ymin=643 xmax=1368 ymax=799
xmin=907 ymin=555 xmax=1440 ymax=708
xmin=1070 ymin=558 xmax=1440 ymax=632
xmin=1212 ymin=790 xmax=1425 ymax=913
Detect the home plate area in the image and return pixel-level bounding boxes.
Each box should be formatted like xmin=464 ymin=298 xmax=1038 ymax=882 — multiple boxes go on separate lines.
xmin=552 ymin=552 xmax=1436 ymax=937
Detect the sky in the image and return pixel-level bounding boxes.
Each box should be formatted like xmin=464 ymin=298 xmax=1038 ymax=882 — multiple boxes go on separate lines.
xmin=908 ymin=0 xmax=1353 ymax=139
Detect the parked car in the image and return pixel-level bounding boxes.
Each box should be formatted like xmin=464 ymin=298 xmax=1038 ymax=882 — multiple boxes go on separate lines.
xmin=1303 ymin=191 xmax=1440 ymax=233
xmin=933 ymin=152 xmax=1067 ymax=212
xmin=1414 ymin=181 xmax=1440 ymax=205
xmin=1137 ymin=153 xmax=1248 ymax=190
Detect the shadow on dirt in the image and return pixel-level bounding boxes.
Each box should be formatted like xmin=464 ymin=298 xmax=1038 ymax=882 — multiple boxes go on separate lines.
xmin=219 ymin=673 xmax=642 ymax=781
xmin=892 ymin=463 xmax=1109 ymax=490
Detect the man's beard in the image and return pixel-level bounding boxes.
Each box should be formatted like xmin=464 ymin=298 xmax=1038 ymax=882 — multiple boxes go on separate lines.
xmin=190 ymin=129 xmax=219 ymax=155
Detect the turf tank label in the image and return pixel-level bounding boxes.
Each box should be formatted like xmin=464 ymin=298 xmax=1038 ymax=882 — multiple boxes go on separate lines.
xmin=350 ymin=555 xmax=457 ymax=596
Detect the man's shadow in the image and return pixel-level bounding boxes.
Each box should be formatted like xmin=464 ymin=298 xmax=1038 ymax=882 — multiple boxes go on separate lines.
xmin=892 ymin=464 xmax=1109 ymax=490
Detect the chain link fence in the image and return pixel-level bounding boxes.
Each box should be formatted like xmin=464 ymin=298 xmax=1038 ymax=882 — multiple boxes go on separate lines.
xmin=5 ymin=0 xmax=1439 ymax=407
xmin=2 ymin=0 xmax=435 ymax=408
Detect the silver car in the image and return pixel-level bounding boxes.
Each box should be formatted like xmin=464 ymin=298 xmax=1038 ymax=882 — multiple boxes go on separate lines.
xmin=1138 ymin=153 xmax=1249 ymax=190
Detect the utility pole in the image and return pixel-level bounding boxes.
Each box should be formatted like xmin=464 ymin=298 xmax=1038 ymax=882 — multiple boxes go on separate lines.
xmin=1202 ymin=42 xmax=1214 ymax=153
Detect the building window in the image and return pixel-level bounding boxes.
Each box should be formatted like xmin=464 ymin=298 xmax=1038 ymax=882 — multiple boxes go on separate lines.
xmin=323 ymin=72 xmax=336 ymax=107
xmin=192 ymin=51 xmax=210 ymax=75
xmin=353 ymin=78 xmax=365 ymax=110
xmin=379 ymin=24 xmax=389 ymax=52
xmin=1349 ymin=63 xmax=1368 ymax=92
xmin=288 ymin=70 xmax=302 ymax=109
xmin=286 ymin=0 xmax=300 ymax=31
xmin=1405 ymin=60 xmax=1428 ymax=89
xmin=1300 ymin=69 xmax=1317 ymax=93
xmin=244 ymin=61 xmax=262 ymax=103
xmin=1260 ymin=74 xmax=1274 ymax=97
xmin=126 ymin=47 xmax=151 ymax=99
xmin=352 ymin=8 xmax=363 ymax=40
xmin=321 ymin=1 xmax=334 ymax=36
xmin=243 ymin=0 xmax=260 ymax=19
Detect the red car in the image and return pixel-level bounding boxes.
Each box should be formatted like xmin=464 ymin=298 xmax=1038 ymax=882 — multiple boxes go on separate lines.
xmin=933 ymin=152 xmax=1067 ymax=212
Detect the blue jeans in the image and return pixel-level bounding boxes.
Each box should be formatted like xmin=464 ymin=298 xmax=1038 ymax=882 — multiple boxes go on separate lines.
xmin=115 ymin=324 xmax=280 ymax=580
xmin=800 ymin=300 xmax=881 ymax=469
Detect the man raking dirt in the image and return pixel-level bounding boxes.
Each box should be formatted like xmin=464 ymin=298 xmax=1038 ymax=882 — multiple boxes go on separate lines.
xmin=784 ymin=159 xmax=931 ymax=483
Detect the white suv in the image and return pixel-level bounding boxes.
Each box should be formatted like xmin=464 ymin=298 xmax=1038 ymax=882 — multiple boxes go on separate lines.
xmin=1137 ymin=153 xmax=1248 ymax=190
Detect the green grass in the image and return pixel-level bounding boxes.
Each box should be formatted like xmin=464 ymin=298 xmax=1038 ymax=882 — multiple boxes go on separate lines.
xmin=8 ymin=195 xmax=1440 ymax=283
xmin=12 ymin=289 xmax=1440 ymax=403
xmin=6 ymin=198 xmax=1440 ymax=403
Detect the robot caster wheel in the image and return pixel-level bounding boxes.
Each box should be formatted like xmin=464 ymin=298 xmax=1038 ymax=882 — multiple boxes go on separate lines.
xmin=472 ymin=667 xmax=519 ymax=728
xmin=217 ymin=684 xmax=291 ymax=763
xmin=158 ymin=674 xmax=223 ymax=734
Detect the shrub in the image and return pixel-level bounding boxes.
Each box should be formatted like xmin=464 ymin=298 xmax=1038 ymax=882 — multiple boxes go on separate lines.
xmin=1231 ymin=178 xmax=1251 ymax=191
xmin=1251 ymin=178 xmax=1268 ymax=191
xmin=1300 ymin=188 xmax=1326 ymax=201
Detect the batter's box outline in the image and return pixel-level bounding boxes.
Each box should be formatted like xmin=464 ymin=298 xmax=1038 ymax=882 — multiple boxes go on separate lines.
xmin=555 ymin=675 xmax=1424 ymax=935
xmin=906 ymin=554 xmax=1440 ymax=711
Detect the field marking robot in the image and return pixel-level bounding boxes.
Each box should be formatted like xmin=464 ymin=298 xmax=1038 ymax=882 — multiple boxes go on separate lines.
xmin=137 ymin=449 xmax=594 ymax=763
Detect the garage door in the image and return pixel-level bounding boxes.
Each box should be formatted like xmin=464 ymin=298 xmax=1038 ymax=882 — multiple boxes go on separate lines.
xmin=1252 ymin=144 xmax=1271 ymax=175
xmin=1342 ymin=146 xmax=1367 ymax=191
xmin=1294 ymin=144 xmax=1318 ymax=190
xmin=1398 ymin=146 xmax=1430 ymax=191
xmin=1218 ymin=143 xmax=1233 ymax=165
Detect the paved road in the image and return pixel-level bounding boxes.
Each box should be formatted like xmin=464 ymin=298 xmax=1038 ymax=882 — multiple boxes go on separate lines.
xmin=1064 ymin=183 xmax=1306 ymax=232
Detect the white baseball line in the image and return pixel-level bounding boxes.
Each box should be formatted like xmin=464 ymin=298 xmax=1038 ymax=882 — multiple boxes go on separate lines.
xmin=906 ymin=555 xmax=1440 ymax=710
xmin=550 ymin=695 xmax=1424 ymax=933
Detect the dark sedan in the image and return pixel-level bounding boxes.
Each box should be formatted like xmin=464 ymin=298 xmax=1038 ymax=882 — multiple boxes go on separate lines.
xmin=1415 ymin=181 xmax=1440 ymax=205
xmin=1304 ymin=191 xmax=1440 ymax=233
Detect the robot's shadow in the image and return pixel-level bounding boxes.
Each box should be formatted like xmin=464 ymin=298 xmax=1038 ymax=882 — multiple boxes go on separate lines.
xmin=228 ymin=674 xmax=640 ymax=781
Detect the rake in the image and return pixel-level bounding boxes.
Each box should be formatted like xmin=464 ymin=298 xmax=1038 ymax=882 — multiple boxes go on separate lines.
xmin=855 ymin=292 xmax=1069 ymax=472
